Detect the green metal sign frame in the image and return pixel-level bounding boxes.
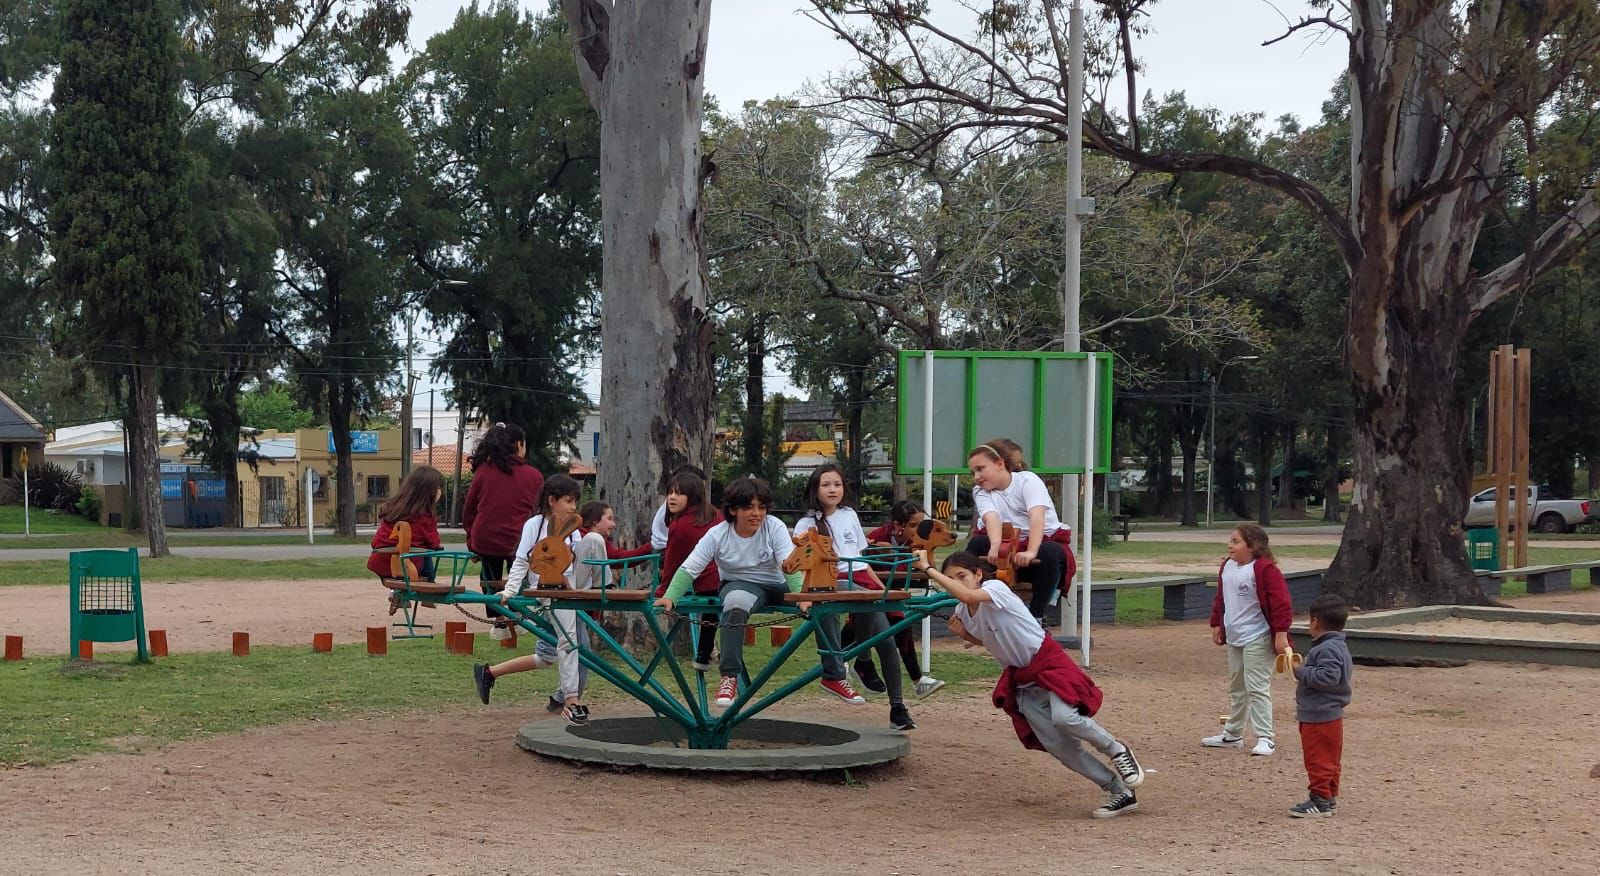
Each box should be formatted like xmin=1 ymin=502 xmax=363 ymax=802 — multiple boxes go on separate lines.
xmin=895 ymin=350 xmax=1113 ymax=476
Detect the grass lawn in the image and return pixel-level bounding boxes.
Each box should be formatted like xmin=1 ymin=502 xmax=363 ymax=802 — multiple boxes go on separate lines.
xmin=0 ymin=637 xmax=1009 ymax=767
xmin=0 ymin=556 xmax=374 ymax=587
xmin=0 ymin=505 xmax=103 ymax=535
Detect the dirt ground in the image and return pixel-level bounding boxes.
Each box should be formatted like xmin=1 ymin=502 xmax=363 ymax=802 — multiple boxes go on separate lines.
xmin=4 ymin=589 xmax=1600 ymax=874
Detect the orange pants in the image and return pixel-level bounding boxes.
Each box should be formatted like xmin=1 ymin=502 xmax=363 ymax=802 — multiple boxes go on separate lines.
xmin=1299 ymin=719 xmax=1344 ymax=800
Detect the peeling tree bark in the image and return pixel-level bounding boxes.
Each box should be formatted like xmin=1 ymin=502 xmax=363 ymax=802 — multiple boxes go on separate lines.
xmin=562 ymin=0 xmax=717 ymax=544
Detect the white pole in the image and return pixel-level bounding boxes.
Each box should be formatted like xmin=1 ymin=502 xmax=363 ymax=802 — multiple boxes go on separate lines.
xmin=920 ymin=350 xmax=935 ymax=675
xmin=1059 ymin=0 xmax=1087 ymax=537
xmin=306 ymin=467 xmax=315 ymax=545
xmin=1081 ymin=354 xmax=1097 ymax=666
xmin=22 ymin=466 xmax=30 ymax=537
xmin=1205 ymin=376 xmax=1218 ymax=527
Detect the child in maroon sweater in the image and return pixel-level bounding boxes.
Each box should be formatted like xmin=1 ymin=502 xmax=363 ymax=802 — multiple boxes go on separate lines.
xmin=1203 ymin=523 xmax=1294 ymax=757
xmin=655 ymin=472 xmax=720 ymax=669
xmin=368 ymin=467 xmax=445 ymax=611
xmin=461 ymin=423 xmax=544 ymax=588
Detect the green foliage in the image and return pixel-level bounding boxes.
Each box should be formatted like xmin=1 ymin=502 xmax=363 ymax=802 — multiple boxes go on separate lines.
xmin=75 ymin=485 xmax=101 ymax=521
xmin=5 ymin=462 xmax=83 ymax=512
xmin=238 ymin=383 xmax=315 ymax=433
xmin=400 ymin=3 xmax=599 ymax=469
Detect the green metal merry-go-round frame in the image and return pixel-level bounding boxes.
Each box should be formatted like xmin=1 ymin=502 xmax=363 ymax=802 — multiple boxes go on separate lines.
xmin=388 ymin=549 xmax=956 ymax=751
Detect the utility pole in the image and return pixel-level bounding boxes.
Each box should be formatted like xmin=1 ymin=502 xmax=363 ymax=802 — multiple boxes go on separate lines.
xmin=401 ymin=320 xmax=417 ymax=478
xmin=1060 ymin=0 xmax=1094 ymax=547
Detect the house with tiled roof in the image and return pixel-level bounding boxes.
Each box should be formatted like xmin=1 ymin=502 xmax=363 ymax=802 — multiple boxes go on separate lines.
xmin=0 ymin=389 xmax=45 ymax=481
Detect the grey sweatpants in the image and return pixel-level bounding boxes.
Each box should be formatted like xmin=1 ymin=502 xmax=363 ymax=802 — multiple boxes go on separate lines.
xmin=1016 ymin=684 xmax=1127 ymax=793
xmin=718 ymin=579 xmax=844 ymax=681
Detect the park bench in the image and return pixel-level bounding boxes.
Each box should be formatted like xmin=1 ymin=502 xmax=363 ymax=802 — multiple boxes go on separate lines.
xmin=1479 ymin=560 xmax=1600 ymax=594
xmin=1109 ymin=514 xmax=1132 ymax=542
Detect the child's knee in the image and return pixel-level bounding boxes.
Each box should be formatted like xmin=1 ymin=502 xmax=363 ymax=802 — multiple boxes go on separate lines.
xmin=722 ymin=590 xmax=759 ymax=615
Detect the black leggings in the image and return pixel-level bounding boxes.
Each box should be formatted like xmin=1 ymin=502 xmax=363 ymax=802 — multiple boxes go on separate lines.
xmin=966 ymin=533 xmax=1066 ymax=619
xmin=842 ymin=619 xmax=923 ymax=682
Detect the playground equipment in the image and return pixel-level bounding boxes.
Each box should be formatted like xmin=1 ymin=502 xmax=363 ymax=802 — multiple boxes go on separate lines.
xmin=68 ymin=548 xmax=148 ymax=662
xmin=382 ymin=537 xmax=957 ymax=765
xmin=377 ymin=520 xmax=468 ymax=639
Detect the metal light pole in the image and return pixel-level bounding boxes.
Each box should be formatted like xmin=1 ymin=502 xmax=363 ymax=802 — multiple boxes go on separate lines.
xmin=1205 ymin=355 xmax=1259 ymax=526
xmin=1060 ymin=0 xmax=1094 ymax=552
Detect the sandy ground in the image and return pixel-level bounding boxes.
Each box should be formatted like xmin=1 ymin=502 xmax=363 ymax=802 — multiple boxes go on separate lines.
xmin=1373 ymin=617 xmax=1600 ymax=643
xmin=3 ymin=591 xmax=1600 ymax=874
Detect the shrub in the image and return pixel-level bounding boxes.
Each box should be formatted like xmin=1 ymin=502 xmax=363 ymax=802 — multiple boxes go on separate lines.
xmin=76 ymin=485 xmax=103 ymax=522
xmin=4 ymin=463 xmax=84 ymax=512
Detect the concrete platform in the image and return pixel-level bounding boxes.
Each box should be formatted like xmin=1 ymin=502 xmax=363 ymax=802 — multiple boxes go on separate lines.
xmin=516 ymin=716 xmax=911 ymax=772
xmin=1290 ymin=605 xmax=1600 ymax=668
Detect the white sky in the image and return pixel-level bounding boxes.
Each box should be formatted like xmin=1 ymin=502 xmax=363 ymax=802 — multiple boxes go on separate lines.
xmin=403 ymin=0 xmax=1349 ymax=404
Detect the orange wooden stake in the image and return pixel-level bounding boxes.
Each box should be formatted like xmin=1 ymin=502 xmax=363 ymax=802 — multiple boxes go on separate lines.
xmin=147 ymin=629 xmax=169 ymax=657
xmin=3 ymin=635 xmax=21 ymax=661
xmin=451 ymin=630 xmax=475 ymax=655
xmin=744 ymin=626 xmax=757 ymax=646
xmin=499 ymin=629 xmax=517 ymax=648
xmin=77 ymin=640 xmax=93 ymax=660
xmin=770 ymin=626 xmax=792 ymax=646
xmin=313 ymin=632 xmax=333 ymax=653
xmin=444 ymin=621 xmax=467 ymax=648
xmin=232 ymin=631 xmax=250 ymax=657
xmin=366 ymin=626 xmax=388 ymax=656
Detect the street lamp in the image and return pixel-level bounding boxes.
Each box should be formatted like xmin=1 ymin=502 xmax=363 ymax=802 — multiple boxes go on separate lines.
xmin=1205 ymin=355 xmax=1259 ymax=526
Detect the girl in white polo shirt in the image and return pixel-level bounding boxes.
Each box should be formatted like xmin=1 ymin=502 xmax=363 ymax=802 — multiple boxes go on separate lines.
xmin=916 ymin=551 xmax=1145 ymax=819
xmin=966 ymin=438 xmax=1075 ymax=624
xmin=796 ymin=464 xmax=914 ymax=731
xmin=654 ymin=476 xmax=865 ymax=710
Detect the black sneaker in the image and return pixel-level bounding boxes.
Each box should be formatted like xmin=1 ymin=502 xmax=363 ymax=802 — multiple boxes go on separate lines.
xmin=563 ymin=702 xmax=591 ymax=726
xmin=889 ymin=703 xmax=916 ymax=731
xmin=545 ymin=695 xmax=564 ymax=714
xmin=1092 ymin=789 xmax=1138 ymax=819
xmin=853 ymin=661 xmax=888 ymax=694
xmin=473 ymin=663 xmax=495 ymax=705
xmin=1110 ymin=743 xmax=1145 ymax=788
xmin=1289 ymin=797 xmax=1335 ymax=818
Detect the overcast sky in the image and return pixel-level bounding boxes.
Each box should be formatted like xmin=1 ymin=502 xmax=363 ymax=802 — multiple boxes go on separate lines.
xmin=403 ymin=0 xmax=1349 ymax=405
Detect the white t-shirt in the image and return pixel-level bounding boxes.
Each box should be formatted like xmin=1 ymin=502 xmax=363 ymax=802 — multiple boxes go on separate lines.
xmin=650 ymin=502 xmax=670 ymax=551
xmin=793 ymin=506 xmax=869 ymax=576
xmin=952 ymin=579 xmax=1047 ymax=668
xmin=1220 ymin=558 xmax=1270 ymax=645
xmin=972 ymin=470 xmax=1065 ymax=539
xmin=503 ymin=514 xmax=583 ymax=596
xmin=679 ymin=515 xmax=795 ymax=586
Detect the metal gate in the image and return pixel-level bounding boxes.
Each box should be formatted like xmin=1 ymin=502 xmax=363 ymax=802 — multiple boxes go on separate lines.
xmin=259 ymin=476 xmax=287 ymax=526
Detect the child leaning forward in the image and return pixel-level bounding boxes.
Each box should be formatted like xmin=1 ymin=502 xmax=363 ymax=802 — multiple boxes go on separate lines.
xmin=916 ymin=551 xmax=1146 ymax=819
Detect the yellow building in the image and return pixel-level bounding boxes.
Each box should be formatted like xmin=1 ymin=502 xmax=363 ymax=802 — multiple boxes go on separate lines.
xmin=162 ymin=428 xmax=406 ymax=527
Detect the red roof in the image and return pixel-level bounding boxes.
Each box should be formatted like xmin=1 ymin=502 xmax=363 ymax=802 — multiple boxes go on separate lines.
xmin=569 ymin=460 xmax=596 ymax=476
xmin=412 ymin=446 xmax=468 ymax=470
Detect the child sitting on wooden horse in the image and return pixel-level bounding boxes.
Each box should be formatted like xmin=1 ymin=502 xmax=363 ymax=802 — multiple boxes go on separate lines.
xmin=655 ymin=475 xmax=864 ymax=709
xmin=863 ymin=500 xmax=950 ymax=699
xmin=966 ymin=438 xmax=1075 ymax=627
xmin=367 ymin=466 xmax=444 ymax=608
xmin=918 ymin=551 xmax=1145 ymax=819
xmin=472 ymin=475 xmax=593 ymax=725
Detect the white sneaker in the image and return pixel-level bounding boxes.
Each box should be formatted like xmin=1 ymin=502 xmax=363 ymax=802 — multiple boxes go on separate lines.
xmin=914 ymin=676 xmax=947 ymax=699
xmin=1252 ymin=738 xmax=1276 ymax=757
xmin=690 ymin=659 xmax=712 ymax=672
xmin=1201 ymin=732 xmax=1244 ymax=749
xmin=489 ymin=625 xmax=512 ymax=642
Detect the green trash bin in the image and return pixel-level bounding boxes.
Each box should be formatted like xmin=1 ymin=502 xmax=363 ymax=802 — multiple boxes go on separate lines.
xmin=68 ymin=548 xmax=148 ymax=662
xmin=1466 ymin=528 xmax=1500 ymax=572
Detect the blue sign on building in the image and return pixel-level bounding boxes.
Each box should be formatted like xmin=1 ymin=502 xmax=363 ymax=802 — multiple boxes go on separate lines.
xmin=328 ymin=431 xmax=380 ymax=454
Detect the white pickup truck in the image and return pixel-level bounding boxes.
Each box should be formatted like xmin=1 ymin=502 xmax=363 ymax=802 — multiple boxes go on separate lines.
xmin=1464 ymin=485 xmax=1598 ymax=534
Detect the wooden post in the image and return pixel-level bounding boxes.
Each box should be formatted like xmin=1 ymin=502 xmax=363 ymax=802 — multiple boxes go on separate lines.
xmin=148 ymin=629 xmax=169 ymax=658
xmin=232 ymin=632 xmax=250 ymax=657
xmin=77 ymin=640 xmax=93 ymax=660
xmin=1492 ymin=345 xmax=1514 ymax=569
xmin=499 ymin=629 xmax=517 ymax=648
xmin=444 ymin=621 xmax=467 ymax=649
xmin=744 ymin=626 xmax=757 ymax=647
xmin=451 ymin=630 xmax=475 ymax=655
xmin=1512 ymin=349 xmax=1532 ymax=570
xmin=313 ymin=632 xmax=333 ymax=653
xmin=3 ymin=635 xmax=21 ymax=661
xmin=366 ymin=626 xmax=388 ymax=655
xmin=770 ymin=626 xmax=792 ymax=646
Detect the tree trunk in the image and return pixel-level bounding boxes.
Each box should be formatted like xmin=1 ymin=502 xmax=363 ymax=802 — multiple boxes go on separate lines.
xmin=1589 ymin=458 xmax=1599 ymax=496
xmin=845 ymin=369 xmax=866 ymax=496
xmin=329 ymin=380 xmax=357 ymax=537
xmin=133 ymin=363 xmax=169 ymax=556
xmin=122 ymin=389 xmax=143 ymax=533
xmin=743 ymin=319 xmax=764 ymax=474
xmin=1276 ymin=422 xmax=1296 ymax=510
xmin=1321 ymin=421 xmax=1344 ymax=524
xmin=1178 ymin=430 xmax=1199 ymax=528
xmin=1253 ymin=420 xmax=1273 ymax=528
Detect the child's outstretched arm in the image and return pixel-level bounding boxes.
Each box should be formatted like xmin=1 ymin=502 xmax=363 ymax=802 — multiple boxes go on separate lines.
xmin=912 ymin=557 xmax=991 ymax=610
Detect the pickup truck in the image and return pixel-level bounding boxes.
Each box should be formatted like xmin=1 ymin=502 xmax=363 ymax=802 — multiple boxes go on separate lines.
xmin=1464 ymin=485 xmax=1598 ymax=534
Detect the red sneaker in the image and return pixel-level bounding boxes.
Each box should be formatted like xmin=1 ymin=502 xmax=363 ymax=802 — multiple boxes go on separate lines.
xmin=715 ymin=675 xmax=740 ymax=708
xmin=820 ymin=677 xmax=866 ymax=705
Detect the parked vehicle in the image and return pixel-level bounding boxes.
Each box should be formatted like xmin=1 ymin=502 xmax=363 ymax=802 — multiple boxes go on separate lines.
xmin=1464 ymin=484 xmax=1598 ymax=534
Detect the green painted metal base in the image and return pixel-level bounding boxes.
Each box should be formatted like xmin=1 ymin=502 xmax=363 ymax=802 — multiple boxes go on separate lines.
xmin=394 ymin=550 xmax=956 ymax=750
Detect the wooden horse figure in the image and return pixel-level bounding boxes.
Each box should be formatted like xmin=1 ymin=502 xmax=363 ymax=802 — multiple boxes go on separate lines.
xmin=529 ymin=512 xmax=582 ymax=589
xmin=782 ymin=529 xmax=840 ymax=593
xmin=384 ymin=521 xmax=421 ymax=582
xmin=994 ymin=523 xmax=1020 ymax=586
xmin=904 ymin=517 xmax=957 ymax=568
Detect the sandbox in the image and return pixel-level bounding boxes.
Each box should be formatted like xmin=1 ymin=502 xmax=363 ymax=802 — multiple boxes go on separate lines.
xmin=1292 ymin=606 xmax=1600 ymax=668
